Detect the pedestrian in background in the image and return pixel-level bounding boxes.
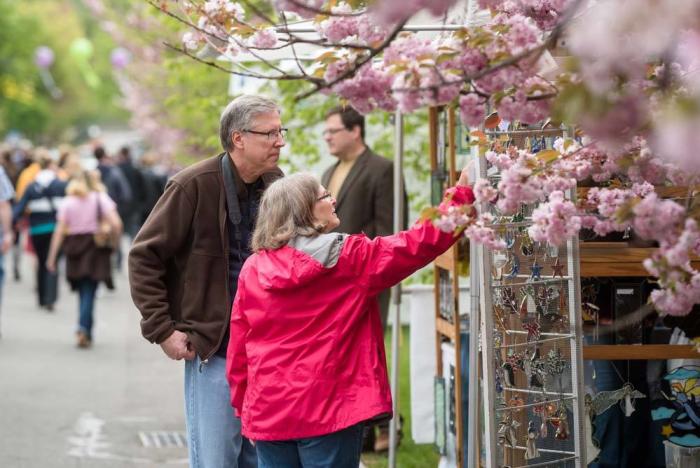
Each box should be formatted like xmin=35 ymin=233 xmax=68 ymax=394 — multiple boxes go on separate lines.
xmin=46 ymin=170 xmax=122 ymax=348
xmin=94 ymin=146 xmax=131 ymax=270
xmin=129 ymin=94 xmax=284 ymax=468
xmin=117 ymin=146 xmax=145 ymax=239
xmin=136 ymin=152 xmax=166 ymax=228
xmin=12 ymin=150 xmax=67 ymax=311
xmin=0 ymin=165 xmax=15 ymax=337
xmin=226 ymin=169 xmax=474 ymax=467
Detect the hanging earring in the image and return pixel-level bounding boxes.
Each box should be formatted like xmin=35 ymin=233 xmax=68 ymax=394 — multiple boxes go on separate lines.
xmin=529 ymin=261 xmax=543 ymax=281
xmin=521 ymin=233 xmax=535 ymax=257
xmin=525 ymin=420 xmax=540 ymax=460
xmin=523 ymin=321 xmax=541 ymax=342
xmin=506 ymin=255 xmax=520 ymax=279
xmin=519 ymin=293 xmax=529 ymax=319
xmin=551 ymin=257 xmax=565 ymax=278
xmin=554 ymin=408 xmax=570 ymax=440
xmin=533 ymin=397 xmax=549 ymax=438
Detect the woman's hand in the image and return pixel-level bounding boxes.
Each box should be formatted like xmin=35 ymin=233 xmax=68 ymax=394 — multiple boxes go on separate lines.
xmin=457 ymin=160 xmax=475 ymax=187
xmin=46 ymin=257 xmax=56 ymax=273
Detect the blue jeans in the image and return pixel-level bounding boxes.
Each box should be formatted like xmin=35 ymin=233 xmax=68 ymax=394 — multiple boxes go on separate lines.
xmin=77 ymin=278 xmax=97 ymax=338
xmin=256 ymin=423 xmax=364 ymax=468
xmin=185 ymin=354 xmax=257 ymax=468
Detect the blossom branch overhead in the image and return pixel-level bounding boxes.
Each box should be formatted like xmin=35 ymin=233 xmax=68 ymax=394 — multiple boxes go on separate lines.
xmin=151 ymin=0 xmax=700 ymax=317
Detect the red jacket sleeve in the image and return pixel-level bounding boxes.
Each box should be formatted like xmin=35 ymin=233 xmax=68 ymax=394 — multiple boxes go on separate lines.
xmin=226 ymin=290 xmax=249 ymax=417
xmin=346 ymin=185 xmax=474 ymax=296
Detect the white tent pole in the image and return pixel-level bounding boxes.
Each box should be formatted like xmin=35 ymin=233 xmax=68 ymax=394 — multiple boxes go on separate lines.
xmin=388 ymin=110 xmax=405 ymax=468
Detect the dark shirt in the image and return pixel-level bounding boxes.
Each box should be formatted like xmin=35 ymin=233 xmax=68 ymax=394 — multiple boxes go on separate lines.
xmin=216 ymin=163 xmax=263 ymax=357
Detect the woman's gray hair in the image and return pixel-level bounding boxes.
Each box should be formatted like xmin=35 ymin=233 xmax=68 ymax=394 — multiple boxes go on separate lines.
xmin=219 ymin=95 xmax=280 ymax=152
xmin=251 ymin=173 xmax=325 ymax=251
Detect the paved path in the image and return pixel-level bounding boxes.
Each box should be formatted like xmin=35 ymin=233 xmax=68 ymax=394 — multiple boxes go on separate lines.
xmin=0 ymin=245 xmax=187 ymax=467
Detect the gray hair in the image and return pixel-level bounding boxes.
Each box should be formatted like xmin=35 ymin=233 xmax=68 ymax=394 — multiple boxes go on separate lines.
xmin=251 ymin=173 xmax=324 ymax=251
xmin=219 ymin=95 xmax=280 ymax=152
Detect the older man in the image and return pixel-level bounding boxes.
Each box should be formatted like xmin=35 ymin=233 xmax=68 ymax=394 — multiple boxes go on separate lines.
xmin=129 ymin=95 xmax=284 ymax=468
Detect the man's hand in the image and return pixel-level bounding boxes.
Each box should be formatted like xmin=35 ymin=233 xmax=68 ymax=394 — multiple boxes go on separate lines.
xmin=160 ymin=330 xmax=196 ymax=361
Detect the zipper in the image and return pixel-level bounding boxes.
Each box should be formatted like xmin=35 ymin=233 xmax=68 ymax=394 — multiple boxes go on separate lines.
xmin=199 ymin=358 xmax=209 ymax=373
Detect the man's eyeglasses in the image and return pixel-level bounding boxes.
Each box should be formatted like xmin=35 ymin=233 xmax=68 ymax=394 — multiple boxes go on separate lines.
xmin=322 ymin=127 xmax=347 ymax=137
xmin=242 ymin=128 xmax=288 ymax=141
xmin=317 ymin=192 xmax=333 ymax=201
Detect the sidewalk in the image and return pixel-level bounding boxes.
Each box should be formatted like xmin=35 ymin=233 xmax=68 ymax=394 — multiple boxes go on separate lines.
xmin=0 ymin=246 xmax=187 ymax=467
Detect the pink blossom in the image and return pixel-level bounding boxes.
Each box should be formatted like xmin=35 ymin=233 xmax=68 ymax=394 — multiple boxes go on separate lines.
xmin=631 ymin=193 xmax=685 ymax=245
xmin=459 ymin=94 xmax=486 ymax=127
xmin=275 ymin=0 xmax=323 ymax=18
xmin=465 ymin=217 xmax=507 ymax=250
xmin=474 ymin=178 xmax=498 ymax=204
xmin=250 ymin=28 xmax=278 ymax=48
xmin=485 ymin=150 xmax=515 ymax=170
xmin=496 ymin=164 xmax=543 ymax=214
xmin=653 ymin=113 xmax=700 ymax=176
xmin=528 ymin=191 xmax=581 ymax=245
xmin=182 ymin=31 xmax=202 ymax=50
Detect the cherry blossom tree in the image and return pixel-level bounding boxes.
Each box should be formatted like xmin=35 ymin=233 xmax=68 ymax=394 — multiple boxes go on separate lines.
xmin=154 ymin=0 xmax=700 ymax=316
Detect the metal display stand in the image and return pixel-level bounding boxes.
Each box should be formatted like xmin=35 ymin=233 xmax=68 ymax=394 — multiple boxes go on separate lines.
xmin=473 ymin=146 xmax=587 ymax=467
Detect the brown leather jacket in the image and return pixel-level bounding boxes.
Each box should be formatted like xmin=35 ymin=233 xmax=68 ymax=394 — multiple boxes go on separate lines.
xmin=128 ymin=154 xmax=282 ymax=359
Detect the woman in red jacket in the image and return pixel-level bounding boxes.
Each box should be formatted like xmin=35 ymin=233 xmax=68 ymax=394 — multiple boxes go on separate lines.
xmin=226 ymin=167 xmax=474 ymax=467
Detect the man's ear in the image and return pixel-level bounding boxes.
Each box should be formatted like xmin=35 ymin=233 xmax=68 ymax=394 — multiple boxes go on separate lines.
xmin=231 ymin=131 xmax=244 ymax=150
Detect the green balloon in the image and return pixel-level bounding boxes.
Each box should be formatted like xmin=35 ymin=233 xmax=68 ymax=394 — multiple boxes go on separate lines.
xmin=69 ymin=38 xmax=94 ymax=60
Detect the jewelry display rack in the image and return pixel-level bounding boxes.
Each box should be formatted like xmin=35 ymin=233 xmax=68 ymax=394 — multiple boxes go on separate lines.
xmin=472 ymin=131 xmax=588 ymax=467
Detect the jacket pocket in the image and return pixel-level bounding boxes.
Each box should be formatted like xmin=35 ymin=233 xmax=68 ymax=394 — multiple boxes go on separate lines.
xmin=181 ymin=253 xmax=227 ymax=327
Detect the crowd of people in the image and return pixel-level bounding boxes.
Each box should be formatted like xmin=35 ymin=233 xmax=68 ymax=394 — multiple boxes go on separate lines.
xmin=2 ymin=94 xmax=474 ymax=467
xmin=0 ymin=142 xmax=166 ymax=346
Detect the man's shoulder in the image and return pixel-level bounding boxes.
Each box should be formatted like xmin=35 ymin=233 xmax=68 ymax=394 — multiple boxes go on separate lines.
xmin=170 ymin=155 xmax=222 ymax=187
xmin=364 ymin=148 xmax=393 ymax=169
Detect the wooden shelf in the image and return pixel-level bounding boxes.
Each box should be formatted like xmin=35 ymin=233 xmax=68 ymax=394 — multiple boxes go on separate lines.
xmin=583 ymin=344 xmax=698 ymax=360
xmin=436 ymin=317 xmax=457 ymax=342
xmin=580 ymin=244 xmax=700 ymax=277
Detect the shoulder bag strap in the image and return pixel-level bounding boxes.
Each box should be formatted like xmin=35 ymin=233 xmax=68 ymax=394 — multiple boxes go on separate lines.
xmin=220 ymin=154 xmax=243 ymax=252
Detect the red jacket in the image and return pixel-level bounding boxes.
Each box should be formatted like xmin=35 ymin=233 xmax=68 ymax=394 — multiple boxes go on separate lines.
xmin=226 ymin=186 xmax=474 ymax=441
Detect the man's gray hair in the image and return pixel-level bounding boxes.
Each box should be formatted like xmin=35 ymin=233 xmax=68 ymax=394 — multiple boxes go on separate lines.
xmin=219 ymin=95 xmax=280 ymax=152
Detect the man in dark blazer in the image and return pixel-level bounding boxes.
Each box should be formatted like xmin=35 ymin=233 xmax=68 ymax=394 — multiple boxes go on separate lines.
xmin=321 ymin=106 xmax=406 ymax=452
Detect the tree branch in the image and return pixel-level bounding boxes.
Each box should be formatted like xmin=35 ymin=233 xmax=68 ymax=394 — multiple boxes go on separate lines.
xmin=294 ymin=17 xmax=409 ymax=101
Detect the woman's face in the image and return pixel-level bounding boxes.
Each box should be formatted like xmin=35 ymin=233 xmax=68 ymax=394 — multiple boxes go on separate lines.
xmin=313 ymin=186 xmax=340 ymax=233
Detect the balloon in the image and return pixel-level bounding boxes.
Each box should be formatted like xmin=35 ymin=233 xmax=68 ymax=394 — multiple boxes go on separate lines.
xmin=69 ymin=38 xmax=94 ymax=60
xmin=34 ymin=46 xmax=55 ymax=69
xmin=110 ymin=47 xmax=131 ymax=70
xmin=69 ymin=38 xmax=100 ymax=89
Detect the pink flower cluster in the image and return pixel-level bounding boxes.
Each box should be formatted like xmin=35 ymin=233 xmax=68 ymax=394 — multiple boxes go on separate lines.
xmin=316 ymin=4 xmax=387 ymax=45
xmin=528 ymin=191 xmax=581 ymax=246
xmin=274 ymin=0 xmax=323 ymax=18
xmin=496 ymin=162 xmax=543 ymax=214
xmin=250 ymin=29 xmax=278 ymax=48
xmin=465 ymin=215 xmax=508 ymax=250
xmin=474 ymin=178 xmax=499 ymax=204
xmin=631 ymin=193 xmax=686 ymax=245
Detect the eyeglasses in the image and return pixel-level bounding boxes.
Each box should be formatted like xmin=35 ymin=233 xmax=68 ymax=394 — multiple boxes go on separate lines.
xmin=317 ymin=192 xmax=333 ymax=201
xmin=322 ymin=127 xmax=347 ymax=137
xmin=242 ymin=128 xmax=288 ymax=141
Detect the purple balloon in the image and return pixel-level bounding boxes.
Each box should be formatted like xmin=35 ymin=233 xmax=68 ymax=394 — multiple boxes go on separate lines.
xmin=110 ymin=47 xmax=131 ymax=70
xmin=34 ymin=46 xmax=55 ymax=69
